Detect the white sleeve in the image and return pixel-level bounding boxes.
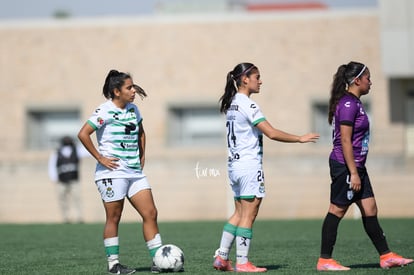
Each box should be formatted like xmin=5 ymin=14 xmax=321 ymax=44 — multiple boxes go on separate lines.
xmin=48 ymin=152 xmax=58 ymax=182
xmin=243 ymin=100 xmax=265 ymax=126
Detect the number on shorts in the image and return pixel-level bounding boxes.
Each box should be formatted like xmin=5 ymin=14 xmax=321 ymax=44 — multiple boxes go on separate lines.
xmin=256 ymin=170 xmax=264 ymax=182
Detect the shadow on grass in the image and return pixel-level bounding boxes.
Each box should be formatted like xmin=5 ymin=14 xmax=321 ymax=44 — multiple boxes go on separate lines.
xmin=348 ymin=263 xmax=379 ymax=269
xmin=264 ymin=264 xmax=288 ymax=271
xmin=133 ymin=266 xmax=152 ymax=272
xmin=133 ymin=266 xmax=186 ymax=273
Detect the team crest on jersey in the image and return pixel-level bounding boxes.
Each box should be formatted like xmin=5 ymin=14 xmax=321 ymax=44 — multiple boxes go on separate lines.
xmin=128 ymin=108 xmax=135 ymax=113
xmin=97 ymin=117 xmax=104 ymax=125
xmin=106 ymin=187 xmax=115 ymax=198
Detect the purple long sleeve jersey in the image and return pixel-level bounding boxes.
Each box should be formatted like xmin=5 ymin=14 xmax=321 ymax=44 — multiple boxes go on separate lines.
xmin=330 ymin=93 xmax=370 ymax=168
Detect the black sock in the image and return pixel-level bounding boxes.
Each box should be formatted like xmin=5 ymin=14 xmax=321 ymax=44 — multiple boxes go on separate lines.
xmin=320 ymin=212 xmax=341 ymax=259
xmin=362 ymin=216 xmax=390 ymax=255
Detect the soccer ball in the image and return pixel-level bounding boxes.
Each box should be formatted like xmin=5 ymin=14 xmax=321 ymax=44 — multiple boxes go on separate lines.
xmin=153 ymin=244 xmax=184 ymax=272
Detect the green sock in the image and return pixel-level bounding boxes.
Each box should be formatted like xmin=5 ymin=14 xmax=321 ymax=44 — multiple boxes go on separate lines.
xmin=147 ymin=233 xmax=162 ymax=257
xmin=104 ymin=237 xmax=120 ymax=269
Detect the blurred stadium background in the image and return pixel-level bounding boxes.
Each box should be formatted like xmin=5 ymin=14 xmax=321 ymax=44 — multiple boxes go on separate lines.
xmin=0 ymin=0 xmax=413 ymax=223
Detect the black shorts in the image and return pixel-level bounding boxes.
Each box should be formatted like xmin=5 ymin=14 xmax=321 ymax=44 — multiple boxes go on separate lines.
xmin=329 ymin=159 xmax=374 ymax=206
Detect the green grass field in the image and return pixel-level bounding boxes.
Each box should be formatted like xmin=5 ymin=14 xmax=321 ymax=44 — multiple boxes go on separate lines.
xmin=1 ymin=219 xmax=413 ymax=274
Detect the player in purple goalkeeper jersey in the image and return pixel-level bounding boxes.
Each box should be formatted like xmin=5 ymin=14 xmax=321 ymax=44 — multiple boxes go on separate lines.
xmin=330 ymin=91 xmax=370 ymax=167
xmin=316 ymin=61 xmax=413 ymax=271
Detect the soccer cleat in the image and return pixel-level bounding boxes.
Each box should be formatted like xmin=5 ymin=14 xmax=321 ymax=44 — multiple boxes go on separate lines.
xmin=380 ymin=252 xmax=414 ymax=269
xmin=213 ymin=255 xmax=234 ymax=271
xmin=150 ymin=262 xmax=161 ymax=274
xmin=108 ymin=263 xmax=136 ymax=274
xmin=316 ymin=258 xmax=350 ymax=271
xmin=235 ymin=262 xmax=267 ymax=272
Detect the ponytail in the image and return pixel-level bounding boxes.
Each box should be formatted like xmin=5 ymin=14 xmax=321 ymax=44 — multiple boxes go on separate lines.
xmin=133 ymin=84 xmax=148 ymax=100
xmin=328 ymin=61 xmax=366 ymax=124
xmin=220 ymin=71 xmax=238 ymax=113
xmin=219 ymin=63 xmax=257 ymax=113
xmin=102 ymin=69 xmax=131 ymax=99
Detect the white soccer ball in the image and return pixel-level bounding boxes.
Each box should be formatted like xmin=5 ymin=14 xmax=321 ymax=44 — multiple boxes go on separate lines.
xmin=153 ymin=244 xmax=184 ymax=272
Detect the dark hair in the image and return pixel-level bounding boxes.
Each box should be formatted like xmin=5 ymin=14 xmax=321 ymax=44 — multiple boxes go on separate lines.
xmin=60 ymin=136 xmax=74 ymax=147
xmin=133 ymin=84 xmax=148 ymax=100
xmin=328 ymin=61 xmax=367 ymax=124
xmin=102 ymin=70 xmax=132 ymax=99
xmin=219 ymin=62 xmax=258 ymax=113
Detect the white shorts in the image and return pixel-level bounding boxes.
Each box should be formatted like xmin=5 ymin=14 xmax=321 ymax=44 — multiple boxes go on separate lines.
xmin=228 ymin=168 xmax=266 ymax=200
xmin=95 ymin=176 xmax=151 ymax=202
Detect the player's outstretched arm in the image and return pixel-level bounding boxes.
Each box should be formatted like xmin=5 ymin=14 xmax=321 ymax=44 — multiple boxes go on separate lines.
xmin=257 ymin=120 xmax=319 ymax=143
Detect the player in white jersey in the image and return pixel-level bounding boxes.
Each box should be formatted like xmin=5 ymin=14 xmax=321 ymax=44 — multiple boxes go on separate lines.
xmin=214 ymin=63 xmax=319 ymax=272
xmin=78 ymin=70 xmax=163 ymax=274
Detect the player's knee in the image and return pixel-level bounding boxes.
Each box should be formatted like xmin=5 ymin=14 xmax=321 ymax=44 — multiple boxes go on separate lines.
xmin=106 ymin=213 xmax=122 ymax=224
xmin=143 ymin=207 xmax=158 ymax=221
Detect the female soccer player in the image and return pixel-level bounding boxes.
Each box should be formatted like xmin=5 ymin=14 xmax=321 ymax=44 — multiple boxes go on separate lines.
xmin=78 ymin=70 xmax=162 ymax=274
xmin=214 ymin=62 xmax=319 ymax=272
xmin=316 ymin=61 xmax=413 ymax=271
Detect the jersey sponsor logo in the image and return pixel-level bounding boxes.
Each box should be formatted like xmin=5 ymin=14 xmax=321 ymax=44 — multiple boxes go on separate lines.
xmin=361 ymin=131 xmax=369 ymax=155
xmin=124 ymin=123 xmax=136 ymax=134
xmin=250 ymin=104 xmax=256 ymax=109
xmin=120 ymin=142 xmax=138 ymax=149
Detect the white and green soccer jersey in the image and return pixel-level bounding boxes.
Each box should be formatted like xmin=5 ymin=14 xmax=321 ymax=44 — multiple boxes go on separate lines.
xmin=87 ymin=100 xmax=144 ymax=181
xmin=226 ymin=93 xmax=266 ymax=170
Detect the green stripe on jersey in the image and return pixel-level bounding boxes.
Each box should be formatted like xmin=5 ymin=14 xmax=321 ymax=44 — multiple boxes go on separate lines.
xmin=110 ymin=131 xmax=138 ymax=135
xmin=239 ymin=195 xmax=256 ymax=199
xmin=111 ymin=153 xmax=140 ymax=160
xmin=87 ymin=120 xmax=98 ymax=130
xmin=253 ymin=117 xmax=266 ymax=126
xmin=113 ymin=147 xmax=138 ymax=152
xmin=112 ymin=139 xmax=138 ymax=144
